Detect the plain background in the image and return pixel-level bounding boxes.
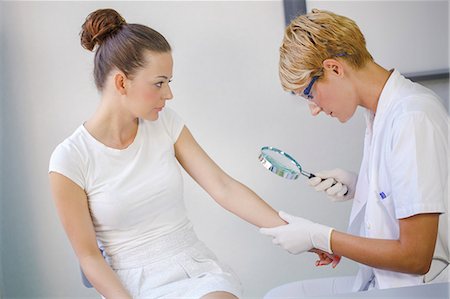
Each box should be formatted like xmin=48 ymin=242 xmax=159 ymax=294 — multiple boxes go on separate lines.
xmin=308 ymin=0 xmax=449 ymax=75
xmin=0 ymin=1 xmax=448 ymax=298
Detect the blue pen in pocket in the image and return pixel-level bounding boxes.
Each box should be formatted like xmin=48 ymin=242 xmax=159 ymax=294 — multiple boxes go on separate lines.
xmin=379 ymin=191 xmax=387 ymax=200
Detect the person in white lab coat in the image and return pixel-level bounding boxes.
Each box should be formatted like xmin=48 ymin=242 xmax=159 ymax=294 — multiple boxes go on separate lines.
xmin=260 ymin=9 xmax=449 ymax=297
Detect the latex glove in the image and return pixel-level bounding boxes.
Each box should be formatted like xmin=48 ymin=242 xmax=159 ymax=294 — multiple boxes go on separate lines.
xmin=260 ymin=211 xmax=334 ymax=255
xmin=308 ymin=168 xmax=358 ymax=202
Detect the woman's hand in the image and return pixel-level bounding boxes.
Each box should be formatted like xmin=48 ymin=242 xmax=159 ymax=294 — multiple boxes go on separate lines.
xmin=310 ymin=248 xmax=341 ymax=268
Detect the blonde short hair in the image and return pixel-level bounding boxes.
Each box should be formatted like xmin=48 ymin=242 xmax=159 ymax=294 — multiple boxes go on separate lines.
xmin=279 ymin=9 xmax=373 ymax=91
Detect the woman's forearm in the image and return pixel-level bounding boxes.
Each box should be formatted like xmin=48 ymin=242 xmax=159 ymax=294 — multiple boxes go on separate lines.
xmin=79 ymin=254 xmax=132 ymax=299
xmin=174 ymin=127 xmax=286 ymax=228
xmin=213 ymin=177 xmax=286 ymax=228
xmin=331 ymin=230 xmax=433 ymax=274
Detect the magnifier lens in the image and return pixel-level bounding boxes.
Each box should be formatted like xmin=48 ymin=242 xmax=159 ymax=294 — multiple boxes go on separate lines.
xmin=259 ymin=146 xmax=344 ymax=194
xmin=260 ymin=148 xmax=301 ymax=179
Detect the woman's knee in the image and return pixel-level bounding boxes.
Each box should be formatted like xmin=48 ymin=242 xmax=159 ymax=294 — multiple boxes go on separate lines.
xmin=200 ymin=291 xmax=238 ymax=299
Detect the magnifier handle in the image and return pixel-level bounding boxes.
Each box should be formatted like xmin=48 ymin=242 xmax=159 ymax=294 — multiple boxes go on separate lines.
xmin=310 ymin=174 xmax=349 ymax=196
xmin=309 ymin=173 xmax=339 ymax=186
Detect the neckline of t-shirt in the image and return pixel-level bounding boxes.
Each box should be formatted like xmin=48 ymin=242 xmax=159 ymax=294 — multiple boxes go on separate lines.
xmin=80 ymin=119 xmax=143 ymax=155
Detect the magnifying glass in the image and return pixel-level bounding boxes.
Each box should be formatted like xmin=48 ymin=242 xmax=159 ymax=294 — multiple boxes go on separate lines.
xmin=258 ymin=146 xmax=347 ymax=194
xmin=258 ymin=146 xmax=314 ymax=180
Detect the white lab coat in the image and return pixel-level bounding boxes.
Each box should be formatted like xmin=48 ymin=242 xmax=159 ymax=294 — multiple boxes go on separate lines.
xmin=263 ymin=70 xmax=449 ymax=298
xmin=264 ymin=70 xmax=449 ymax=298
xmin=349 ymin=70 xmax=449 ymax=291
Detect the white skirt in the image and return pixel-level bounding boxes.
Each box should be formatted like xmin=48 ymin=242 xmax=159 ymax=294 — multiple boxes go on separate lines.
xmin=104 ymin=226 xmax=242 ymax=298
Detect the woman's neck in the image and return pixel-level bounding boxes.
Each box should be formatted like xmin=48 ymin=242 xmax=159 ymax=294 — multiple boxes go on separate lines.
xmin=353 ymin=62 xmax=392 ymax=114
xmin=84 ymin=98 xmax=138 ymax=150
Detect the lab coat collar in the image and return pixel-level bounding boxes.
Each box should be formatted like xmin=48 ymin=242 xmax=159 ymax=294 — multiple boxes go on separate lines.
xmin=351 ymin=69 xmax=403 ymax=226
xmin=372 ymin=69 xmax=402 ymax=130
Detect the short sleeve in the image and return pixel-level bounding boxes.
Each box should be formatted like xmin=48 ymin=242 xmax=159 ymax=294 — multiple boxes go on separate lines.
xmin=389 ymin=112 xmax=447 ymax=218
xmin=48 ymin=142 xmax=85 ymax=190
xmin=160 ymin=107 xmax=185 ymax=142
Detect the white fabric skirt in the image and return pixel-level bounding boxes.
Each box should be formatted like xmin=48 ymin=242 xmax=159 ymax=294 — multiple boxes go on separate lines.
xmin=104 ymin=226 xmax=242 ymax=298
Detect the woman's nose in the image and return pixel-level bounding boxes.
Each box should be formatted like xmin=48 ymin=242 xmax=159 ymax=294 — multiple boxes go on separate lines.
xmin=165 ymin=86 xmax=174 ymax=101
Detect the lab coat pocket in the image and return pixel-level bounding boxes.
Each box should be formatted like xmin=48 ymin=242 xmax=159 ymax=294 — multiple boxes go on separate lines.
xmin=376 ymin=191 xmax=396 ymax=219
xmin=375 ymin=191 xmax=400 ymax=238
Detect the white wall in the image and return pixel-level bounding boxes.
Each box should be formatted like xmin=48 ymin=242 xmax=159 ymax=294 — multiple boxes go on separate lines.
xmin=420 ymin=78 xmax=450 ymax=112
xmin=0 ymin=2 xmax=4 ymax=298
xmin=0 ymin=1 xmax=448 ymax=299
xmin=307 ymin=0 xmax=449 ymax=75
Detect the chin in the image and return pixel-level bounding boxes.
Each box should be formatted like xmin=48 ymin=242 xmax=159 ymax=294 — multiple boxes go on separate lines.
xmin=143 ymin=113 xmax=159 ymax=122
xmin=338 ymin=110 xmax=355 ymax=123
xmin=337 ymin=115 xmax=350 ymax=123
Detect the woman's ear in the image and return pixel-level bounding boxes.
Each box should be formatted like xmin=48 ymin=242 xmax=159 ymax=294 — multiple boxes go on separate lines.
xmin=114 ymin=72 xmax=127 ymax=95
xmin=322 ymin=59 xmax=344 ymax=77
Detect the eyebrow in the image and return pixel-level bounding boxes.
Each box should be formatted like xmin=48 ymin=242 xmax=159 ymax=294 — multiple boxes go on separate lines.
xmin=156 ymin=76 xmax=171 ymax=80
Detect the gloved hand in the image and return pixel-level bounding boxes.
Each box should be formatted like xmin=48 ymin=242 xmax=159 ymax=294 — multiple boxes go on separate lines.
xmin=308 ymin=168 xmax=358 ymax=202
xmin=260 ymin=211 xmax=334 ymax=255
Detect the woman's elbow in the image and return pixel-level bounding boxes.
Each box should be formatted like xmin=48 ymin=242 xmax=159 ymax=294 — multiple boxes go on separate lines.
xmin=417 ymin=260 xmax=432 ymax=275
xmin=408 ymin=256 xmax=433 ymax=275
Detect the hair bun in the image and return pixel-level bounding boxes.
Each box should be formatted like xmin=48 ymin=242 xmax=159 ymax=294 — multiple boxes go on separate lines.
xmin=80 ymin=8 xmax=126 ymax=51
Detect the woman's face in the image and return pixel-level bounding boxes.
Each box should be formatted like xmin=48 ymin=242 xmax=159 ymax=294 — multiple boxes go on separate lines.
xmin=306 ymin=68 xmax=358 ymax=123
xmin=124 ymin=51 xmax=174 ymax=121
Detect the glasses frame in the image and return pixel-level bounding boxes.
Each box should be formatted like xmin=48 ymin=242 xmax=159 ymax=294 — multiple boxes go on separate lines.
xmin=296 ymin=53 xmax=349 ymax=101
xmin=301 ymin=76 xmax=319 ymax=101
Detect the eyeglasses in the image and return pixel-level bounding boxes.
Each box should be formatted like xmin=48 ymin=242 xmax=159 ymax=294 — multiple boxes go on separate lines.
xmin=300 ymin=76 xmax=319 ymax=101
xmin=298 ymin=53 xmax=349 ymax=100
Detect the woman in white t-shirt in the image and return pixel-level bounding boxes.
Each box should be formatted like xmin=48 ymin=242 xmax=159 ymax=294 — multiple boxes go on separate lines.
xmin=48 ymin=8 xmax=318 ymax=299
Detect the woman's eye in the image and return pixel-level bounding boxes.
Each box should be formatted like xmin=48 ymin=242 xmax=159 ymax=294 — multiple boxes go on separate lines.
xmin=155 ymin=80 xmax=171 ymax=88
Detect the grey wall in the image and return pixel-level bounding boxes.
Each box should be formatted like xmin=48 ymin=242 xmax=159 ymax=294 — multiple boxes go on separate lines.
xmin=420 ymin=78 xmax=450 ymax=112
xmin=307 ymin=0 xmax=449 ymax=75
xmin=0 ymin=1 xmax=448 ymax=299
xmin=0 ymin=1 xmax=3 ymax=298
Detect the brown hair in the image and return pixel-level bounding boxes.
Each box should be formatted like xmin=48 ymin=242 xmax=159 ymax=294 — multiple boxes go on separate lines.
xmin=80 ymin=8 xmax=171 ymax=90
xmin=279 ymin=9 xmax=373 ymax=92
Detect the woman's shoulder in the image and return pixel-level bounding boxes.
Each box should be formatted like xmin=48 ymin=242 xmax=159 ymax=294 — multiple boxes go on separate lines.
xmin=159 ymin=106 xmax=183 ymax=124
xmin=389 ymin=78 xmax=447 ymax=123
xmin=49 ymin=126 xmax=89 ymax=189
xmin=50 ymin=125 xmax=90 ymax=162
xmin=141 ymin=107 xmax=185 ymax=142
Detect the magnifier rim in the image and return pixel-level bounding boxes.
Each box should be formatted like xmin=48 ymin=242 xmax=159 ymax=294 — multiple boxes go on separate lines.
xmin=261 ymin=146 xmax=303 ymax=170
xmin=260 ymin=146 xmax=312 ymax=179
xmin=259 ymin=152 xmax=299 ymax=180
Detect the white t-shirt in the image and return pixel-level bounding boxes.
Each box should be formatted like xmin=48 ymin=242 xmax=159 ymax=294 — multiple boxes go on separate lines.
xmin=49 ymin=107 xmax=191 ymax=257
xmin=349 ymin=70 xmax=449 ymax=290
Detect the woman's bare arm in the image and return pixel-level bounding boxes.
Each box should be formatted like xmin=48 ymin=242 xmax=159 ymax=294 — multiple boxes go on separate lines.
xmin=49 ymin=173 xmax=132 ymax=299
xmin=331 ymin=213 xmax=439 ymax=274
xmin=175 ymin=126 xmax=286 ymax=228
